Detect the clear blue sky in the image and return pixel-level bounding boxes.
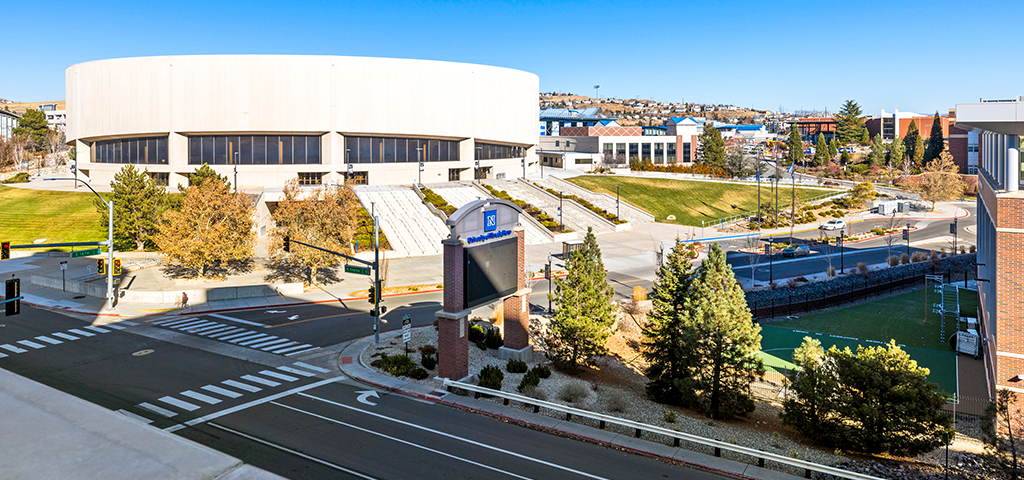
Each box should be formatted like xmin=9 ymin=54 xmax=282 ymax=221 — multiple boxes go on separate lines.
xmin=5 ymin=0 xmax=1019 ymax=115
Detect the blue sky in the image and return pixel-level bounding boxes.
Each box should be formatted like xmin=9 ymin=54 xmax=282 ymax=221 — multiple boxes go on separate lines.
xmin=5 ymin=0 xmax=1019 ymax=115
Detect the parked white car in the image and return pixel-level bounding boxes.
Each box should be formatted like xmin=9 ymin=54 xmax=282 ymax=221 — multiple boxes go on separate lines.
xmin=820 ymin=219 xmax=847 ymax=231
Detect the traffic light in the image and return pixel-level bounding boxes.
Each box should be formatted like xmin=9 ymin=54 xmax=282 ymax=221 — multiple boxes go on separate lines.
xmin=1 ymin=242 xmax=9 ymax=260
xmin=902 ymin=229 xmax=909 ymax=241
xmin=97 ymin=259 xmax=106 ymax=275
xmin=367 ymin=284 xmax=376 ymax=304
xmin=283 ymin=235 xmax=290 ymax=252
xmin=113 ymin=258 xmax=122 ymax=276
xmin=5 ymin=278 xmax=20 ymax=316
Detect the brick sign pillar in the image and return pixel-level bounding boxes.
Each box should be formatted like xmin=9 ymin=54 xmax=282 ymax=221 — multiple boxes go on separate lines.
xmin=437 ymin=237 xmax=469 ymax=380
xmin=501 ymin=228 xmax=530 ymax=351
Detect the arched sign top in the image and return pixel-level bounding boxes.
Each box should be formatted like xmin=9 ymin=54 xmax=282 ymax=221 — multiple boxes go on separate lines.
xmin=447 ymin=199 xmax=523 ymax=244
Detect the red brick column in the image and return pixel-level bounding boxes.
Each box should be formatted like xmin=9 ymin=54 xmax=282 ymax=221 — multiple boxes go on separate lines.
xmin=503 ymin=229 xmax=530 ymax=349
xmin=438 ymin=238 xmax=469 ymax=380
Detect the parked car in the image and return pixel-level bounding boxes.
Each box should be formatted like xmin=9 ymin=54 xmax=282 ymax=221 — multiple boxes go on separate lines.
xmin=820 ymin=219 xmax=847 ymax=231
xmin=781 ymin=245 xmax=810 ymax=257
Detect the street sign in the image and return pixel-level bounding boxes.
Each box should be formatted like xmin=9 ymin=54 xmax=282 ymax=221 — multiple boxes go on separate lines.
xmin=345 ymin=264 xmax=370 ymax=275
xmin=5 ymin=278 xmax=20 ymax=316
xmin=72 ymin=248 xmax=101 ymax=258
xmin=764 ymin=244 xmax=770 ymax=255
xmin=950 ymin=223 xmax=956 ymax=235
xmin=60 ymin=261 xmax=68 ymax=271
xmin=402 ymin=315 xmax=412 ymax=343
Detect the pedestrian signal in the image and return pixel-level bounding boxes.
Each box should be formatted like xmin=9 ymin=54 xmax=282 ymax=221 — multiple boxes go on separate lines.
xmin=5 ymin=278 xmax=19 ymax=316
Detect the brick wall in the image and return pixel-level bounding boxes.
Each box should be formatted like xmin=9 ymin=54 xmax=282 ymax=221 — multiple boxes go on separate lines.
xmin=503 ymin=229 xmax=529 ymax=350
xmin=949 ymin=124 xmax=969 ymax=174
xmin=438 ymin=239 xmax=468 ymax=380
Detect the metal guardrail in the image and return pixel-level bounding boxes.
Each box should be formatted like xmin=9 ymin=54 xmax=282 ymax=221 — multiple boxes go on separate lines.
xmin=708 ymin=190 xmax=848 ymax=230
xmin=443 ymin=379 xmax=883 ymax=480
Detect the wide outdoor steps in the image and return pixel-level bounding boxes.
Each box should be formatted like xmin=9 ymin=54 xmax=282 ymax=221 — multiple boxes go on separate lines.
xmin=355 ymin=185 xmax=447 ymax=257
xmin=431 ymin=183 xmax=551 ymax=245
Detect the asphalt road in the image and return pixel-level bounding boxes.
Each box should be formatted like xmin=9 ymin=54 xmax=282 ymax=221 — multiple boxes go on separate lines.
xmin=2 ymin=305 xmax=729 ymax=479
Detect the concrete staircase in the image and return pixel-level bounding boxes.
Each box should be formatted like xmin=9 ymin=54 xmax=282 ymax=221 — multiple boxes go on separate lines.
xmin=355 ymin=185 xmax=447 ymax=257
xmin=431 ymin=183 xmax=551 ymax=245
xmin=535 ymin=176 xmax=654 ymax=226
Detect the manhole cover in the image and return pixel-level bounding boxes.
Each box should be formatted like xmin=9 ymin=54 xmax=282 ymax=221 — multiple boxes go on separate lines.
xmin=132 ymin=349 xmax=154 ymax=356
xmin=73 ymin=296 xmax=86 ymax=299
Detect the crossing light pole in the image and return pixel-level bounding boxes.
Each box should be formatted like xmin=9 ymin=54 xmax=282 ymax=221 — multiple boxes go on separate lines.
xmin=328 ymin=182 xmax=383 ymax=344
xmin=45 ymin=178 xmax=114 ymax=308
xmin=615 ymin=185 xmax=620 ymax=219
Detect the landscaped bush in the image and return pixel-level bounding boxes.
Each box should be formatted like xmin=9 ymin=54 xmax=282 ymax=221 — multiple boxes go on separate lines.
xmin=536 ymin=184 xmax=626 ymax=225
xmin=478 ymin=365 xmax=504 ymax=390
xmin=603 ymin=389 xmax=629 ymax=413
xmin=420 ymin=353 xmax=437 ymax=370
xmin=408 ymin=367 xmax=429 ymax=380
xmin=531 ymin=365 xmax=551 ymax=379
xmin=484 ymin=327 xmax=504 ymax=349
xmin=911 ymin=251 xmax=928 ymax=263
xmin=506 ymin=358 xmax=528 ymax=373
xmin=377 ymin=353 xmax=413 ymax=376
xmin=901 ymin=253 xmax=910 ymax=264
xmin=558 ymin=382 xmax=590 ymax=403
xmin=2 ymin=172 xmax=30 ymax=184
xmin=468 ymin=323 xmax=485 ymax=342
xmin=483 ymin=184 xmax=562 ymax=232
xmin=418 ymin=344 xmax=437 ymax=355
xmin=887 ymin=255 xmax=900 ymax=267
xmin=475 ymin=340 xmax=487 ymax=350
xmin=520 ymin=384 xmax=547 ymax=400
xmin=517 ymin=369 xmax=540 ymax=393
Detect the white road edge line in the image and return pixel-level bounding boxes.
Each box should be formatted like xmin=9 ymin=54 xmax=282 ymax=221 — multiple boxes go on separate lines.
xmin=207 ymin=313 xmax=268 ymax=328
xmin=271 ymin=401 xmax=537 ymax=480
xmin=208 ymin=422 xmax=378 ymax=479
xmin=297 ymin=393 xmax=611 ymax=480
xmin=181 ymin=377 xmax=343 ymax=427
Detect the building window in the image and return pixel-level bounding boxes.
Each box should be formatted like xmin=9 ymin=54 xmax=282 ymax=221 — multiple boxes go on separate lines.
xmin=968 ymin=144 xmax=979 ymax=153
xmin=94 ymin=136 xmax=168 ymax=165
xmin=147 ymin=172 xmax=169 ymax=186
xmin=968 ymin=166 xmax=978 ymax=174
xmin=554 ymin=140 xmax=560 ymax=147
xmin=602 ymin=143 xmax=612 ymax=154
xmin=654 ymin=143 xmax=664 ymax=163
xmin=347 ymin=171 xmax=368 ymax=185
xmin=475 ymin=142 xmax=526 ymax=160
xmin=297 ymin=172 xmax=323 ymax=186
xmin=575 ymin=158 xmax=591 ymax=165
xmin=496 ymin=172 xmax=506 ymax=179
xmin=629 ymin=143 xmax=639 ymax=161
xmin=641 ymin=143 xmax=651 ymax=162
xmin=345 ymin=136 xmax=459 ymax=164
xmin=667 ymin=143 xmax=677 ymax=163
xmin=448 ymin=168 xmax=461 ymax=181
xmin=188 ymin=135 xmax=321 ymax=165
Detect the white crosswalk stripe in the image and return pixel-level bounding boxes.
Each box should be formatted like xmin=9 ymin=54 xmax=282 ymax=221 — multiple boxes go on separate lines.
xmin=160 ymin=318 xmax=200 ymax=327
xmin=159 ymin=396 xmax=200 ymax=412
xmin=121 ymin=321 xmax=139 ymax=326
xmin=238 ymin=335 xmax=276 ymax=346
xmin=51 ymin=332 xmax=79 ymax=341
xmin=175 ymin=321 xmax=216 ymax=331
xmin=285 ymin=346 xmax=320 ymax=357
xmin=117 ymin=409 xmax=154 ymax=424
xmin=187 ymin=323 xmax=225 ymax=333
xmin=152 ymin=317 xmax=185 ymax=325
xmin=249 ymin=338 xmax=289 ymax=349
xmin=263 ymin=341 xmax=298 ymax=351
xmin=83 ymin=326 xmax=110 ymax=333
xmin=259 ymin=370 xmax=299 ymax=382
xmin=34 ymin=336 xmax=62 ymax=345
xmin=293 ymin=362 xmax=331 ymax=374
xmin=277 ymin=366 xmax=316 ymax=377
xmin=104 ymin=324 xmax=126 ymax=330
xmin=68 ymin=329 xmax=94 ymax=337
xmin=0 ymin=352 xmax=7 ymax=358
xmin=0 ymin=344 xmax=28 ymax=353
xmin=240 ymin=374 xmax=280 ymax=387
xmin=180 ymin=390 xmax=222 ymax=405
xmin=216 ymin=330 xmax=256 ymax=341
xmin=223 ymin=379 xmax=262 ymax=392
xmin=201 ymin=384 xmax=242 ymax=399
xmin=231 ymin=333 xmax=268 ymax=344
xmin=198 ymin=326 xmax=236 ymax=336
xmin=138 ymin=402 xmax=178 ymax=418
xmin=17 ymin=340 xmax=46 ymax=349
xmin=271 ymin=344 xmax=313 ymax=354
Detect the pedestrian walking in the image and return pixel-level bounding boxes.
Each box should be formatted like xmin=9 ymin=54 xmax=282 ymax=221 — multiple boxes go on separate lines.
xmin=181 ymin=292 xmax=189 ymax=312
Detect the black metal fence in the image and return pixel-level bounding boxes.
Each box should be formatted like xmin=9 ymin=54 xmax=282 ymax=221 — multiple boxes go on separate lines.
xmin=749 ymin=266 xmax=978 ymax=320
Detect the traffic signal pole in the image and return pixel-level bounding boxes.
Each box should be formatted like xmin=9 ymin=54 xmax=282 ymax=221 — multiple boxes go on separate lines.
xmin=373 ymin=214 xmax=380 ymax=345
xmin=44 ymin=178 xmax=114 ymax=308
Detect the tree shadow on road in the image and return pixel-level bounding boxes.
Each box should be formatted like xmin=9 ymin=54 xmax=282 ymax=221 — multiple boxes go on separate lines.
xmin=160 ymin=258 xmax=256 ymax=279
xmin=262 ymin=258 xmax=342 ymax=286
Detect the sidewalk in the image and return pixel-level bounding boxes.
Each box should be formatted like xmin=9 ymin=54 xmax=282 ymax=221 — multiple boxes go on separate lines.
xmin=337 ymin=329 xmax=804 ymax=480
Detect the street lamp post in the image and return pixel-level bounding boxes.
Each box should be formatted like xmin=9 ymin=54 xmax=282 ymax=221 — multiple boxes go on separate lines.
xmin=615 ymin=185 xmax=621 ymax=219
xmin=558 ymin=192 xmax=564 ymax=232
xmin=417 ymin=147 xmax=423 ymax=186
xmin=475 ymin=146 xmax=482 ymax=181
xmin=45 ymin=178 xmax=114 ymax=308
xmin=839 ymin=228 xmax=845 ymax=274
xmin=233 ymin=152 xmax=239 ymax=193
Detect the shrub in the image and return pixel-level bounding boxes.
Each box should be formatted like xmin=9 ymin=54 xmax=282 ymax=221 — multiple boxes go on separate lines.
xmin=475 ymin=340 xmax=487 ymax=350
xmin=970 ymin=244 xmax=977 ymax=253
xmin=484 ymin=327 xmax=504 ymax=349
xmin=664 ymin=410 xmax=677 ymax=423
xmin=478 ymin=365 xmax=504 ymax=390
xmin=911 ymin=251 xmax=928 ymax=263
xmin=378 ymin=353 xmax=413 ymax=376
xmin=408 ymin=367 xmax=429 ymax=380
xmin=2 ymin=172 xmax=30 ymax=184
xmin=857 ymin=262 xmax=868 ymax=274
xmin=632 ymin=286 xmax=647 ymax=302
xmin=520 ymin=384 xmax=547 ymax=400
xmin=558 ymin=382 xmax=590 ymax=403
xmin=518 ymin=369 xmax=540 ymax=393
xmin=420 ymin=353 xmax=437 ymax=370
xmin=531 ymin=365 xmax=551 ymax=379
xmin=901 ymin=253 xmax=910 ymax=264
xmin=506 ymin=358 xmax=528 ymax=373
xmin=418 ymin=344 xmax=437 ymax=356
xmin=603 ymin=389 xmax=629 ymax=413
xmin=468 ymin=323 xmax=485 ymax=342
xmin=887 ymin=255 xmax=899 ymax=266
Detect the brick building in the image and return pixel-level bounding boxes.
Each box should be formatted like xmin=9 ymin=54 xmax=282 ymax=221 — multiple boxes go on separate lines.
xmin=955 ymin=97 xmax=1024 ymax=401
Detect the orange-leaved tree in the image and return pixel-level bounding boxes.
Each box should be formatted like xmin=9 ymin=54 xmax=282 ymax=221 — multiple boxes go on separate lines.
xmin=270 ymin=180 xmax=360 ymax=284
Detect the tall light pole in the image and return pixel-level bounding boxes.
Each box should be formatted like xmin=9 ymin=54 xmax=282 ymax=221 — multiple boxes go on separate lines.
xmin=417 ymin=146 xmax=423 ymax=186
xmin=594 ymin=84 xmax=600 ymax=99
xmin=46 ymin=178 xmax=114 ymax=308
xmin=558 ymin=192 xmax=564 ymax=232
xmin=475 ymin=146 xmax=482 ymax=181
xmin=615 ymin=185 xmax=620 ymax=219
xmin=233 ymin=152 xmax=239 ymax=193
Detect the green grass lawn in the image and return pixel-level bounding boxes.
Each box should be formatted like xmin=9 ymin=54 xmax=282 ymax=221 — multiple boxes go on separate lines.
xmin=565 ymin=175 xmax=835 ymax=225
xmin=0 ymin=185 xmax=109 ymax=248
xmin=758 ymin=287 xmax=975 ymax=396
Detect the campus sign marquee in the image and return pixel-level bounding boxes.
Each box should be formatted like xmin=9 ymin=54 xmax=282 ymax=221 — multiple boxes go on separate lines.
xmin=446 ymin=199 xmax=522 ymax=245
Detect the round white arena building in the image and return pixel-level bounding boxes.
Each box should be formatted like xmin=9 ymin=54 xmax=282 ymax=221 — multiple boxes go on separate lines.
xmin=66 ymin=55 xmax=539 ymax=189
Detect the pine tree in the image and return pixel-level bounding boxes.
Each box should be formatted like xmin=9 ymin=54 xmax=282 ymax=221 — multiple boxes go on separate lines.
xmin=857 ymin=124 xmax=870 ymax=145
xmin=867 ymin=134 xmax=887 ymax=166
xmin=913 ymin=133 xmax=925 ymax=169
xmin=642 ymin=238 xmax=697 ymax=406
xmin=904 ymin=121 xmax=924 ymax=169
xmin=699 ymin=125 xmax=726 ymax=167
xmin=780 ymin=337 xmax=839 ymax=439
xmin=813 ymin=133 xmax=827 ymax=167
xmin=678 ymin=243 xmax=764 ymax=419
xmin=99 ymin=165 xmax=169 ymax=251
xmin=827 ymin=137 xmax=838 ymax=160
xmin=888 ymin=135 xmax=905 ymax=168
xmin=178 ymin=163 xmax=230 ymax=192
xmin=547 ymin=227 xmax=616 ymax=372
xmin=11 ymin=109 xmax=50 ymax=148
xmin=786 ymin=123 xmax=803 ymax=166
xmin=834 ymin=100 xmax=865 ymax=145
xmin=925 ymin=112 xmax=945 ymax=163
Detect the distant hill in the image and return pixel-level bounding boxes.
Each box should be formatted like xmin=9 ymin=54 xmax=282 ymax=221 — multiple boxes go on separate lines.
xmin=0 ymin=100 xmax=65 ymax=115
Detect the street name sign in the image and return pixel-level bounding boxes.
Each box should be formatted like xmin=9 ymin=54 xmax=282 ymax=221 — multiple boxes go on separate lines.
xmin=71 ymin=248 xmax=101 ymax=258
xmin=345 ymin=264 xmax=370 ymax=275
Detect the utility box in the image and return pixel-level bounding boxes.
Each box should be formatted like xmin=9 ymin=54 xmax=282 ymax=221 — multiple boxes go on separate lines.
xmin=562 ymin=240 xmax=584 ymax=258
xmin=898 ymin=201 xmax=911 ymax=213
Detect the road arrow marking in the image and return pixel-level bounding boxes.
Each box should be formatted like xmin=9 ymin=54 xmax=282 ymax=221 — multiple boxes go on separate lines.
xmin=356 ymin=390 xmax=379 ymax=406
xmin=287 ymin=315 xmax=299 ymax=320
xmin=266 ymin=310 xmax=286 ymax=314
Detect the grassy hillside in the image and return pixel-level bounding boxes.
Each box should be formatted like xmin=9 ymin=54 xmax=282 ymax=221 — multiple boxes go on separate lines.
xmin=565 ymin=175 xmax=834 ymax=226
xmin=0 ymin=185 xmax=108 ymax=247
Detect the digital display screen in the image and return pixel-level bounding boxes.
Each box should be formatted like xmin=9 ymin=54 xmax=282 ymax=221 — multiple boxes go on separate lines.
xmin=464 ymin=237 xmax=518 ymax=309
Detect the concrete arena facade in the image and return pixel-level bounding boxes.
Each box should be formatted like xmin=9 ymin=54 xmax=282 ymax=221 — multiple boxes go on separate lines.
xmin=66 ymin=55 xmax=540 ymax=188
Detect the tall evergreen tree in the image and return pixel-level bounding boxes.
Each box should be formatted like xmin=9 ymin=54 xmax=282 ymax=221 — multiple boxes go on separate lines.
xmin=11 ymin=109 xmax=50 ymax=148
xmin=913 ymin=133 xmax=926 ymax=169
xmin=786 ymin=123 xmax=803 ymax=166
xmin=827 ymin=137 xmax=839 ymax=160
xmin=834 ymin=100 xmax=865 ymax=145
xmin=698 ymin=125 xmax=726 ymax=167
xmin=677 ymin=243 xmax=764 ymax=419
xmin=642 ymin=238 xmax=697 ymax=405
xmin=904 ymin=121 xmax=924 ymax=169
xmin=888 ymin=135 xmax=905 ymax=168
xmin=925 ymin=112 xmax=945 ymax=163
xmin=813 ymin=133 xmax=827 ymax=167
xmin=98 ymin=165 xmax=169 ymax=251
xmin=857 ymin=125 xmax=870 ymax=145
xmin=178 ymin=163 xmax=230 ymax=192
xmin=780 ymin=337 xmax=839 ymax=439
xmin=547 ymin=227 xmax=616 ymax=372
xmin=867 ymin=134 xmax=887 ymax=166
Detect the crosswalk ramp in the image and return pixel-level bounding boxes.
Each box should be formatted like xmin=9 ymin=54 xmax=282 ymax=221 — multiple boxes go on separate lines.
xmin=119 ymin=362 xmax=332 ymax=425
xmin=149 ymin=316 xmax=320 ymax=357
xmin=0 ymin=321 xmax=138 ymax=358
